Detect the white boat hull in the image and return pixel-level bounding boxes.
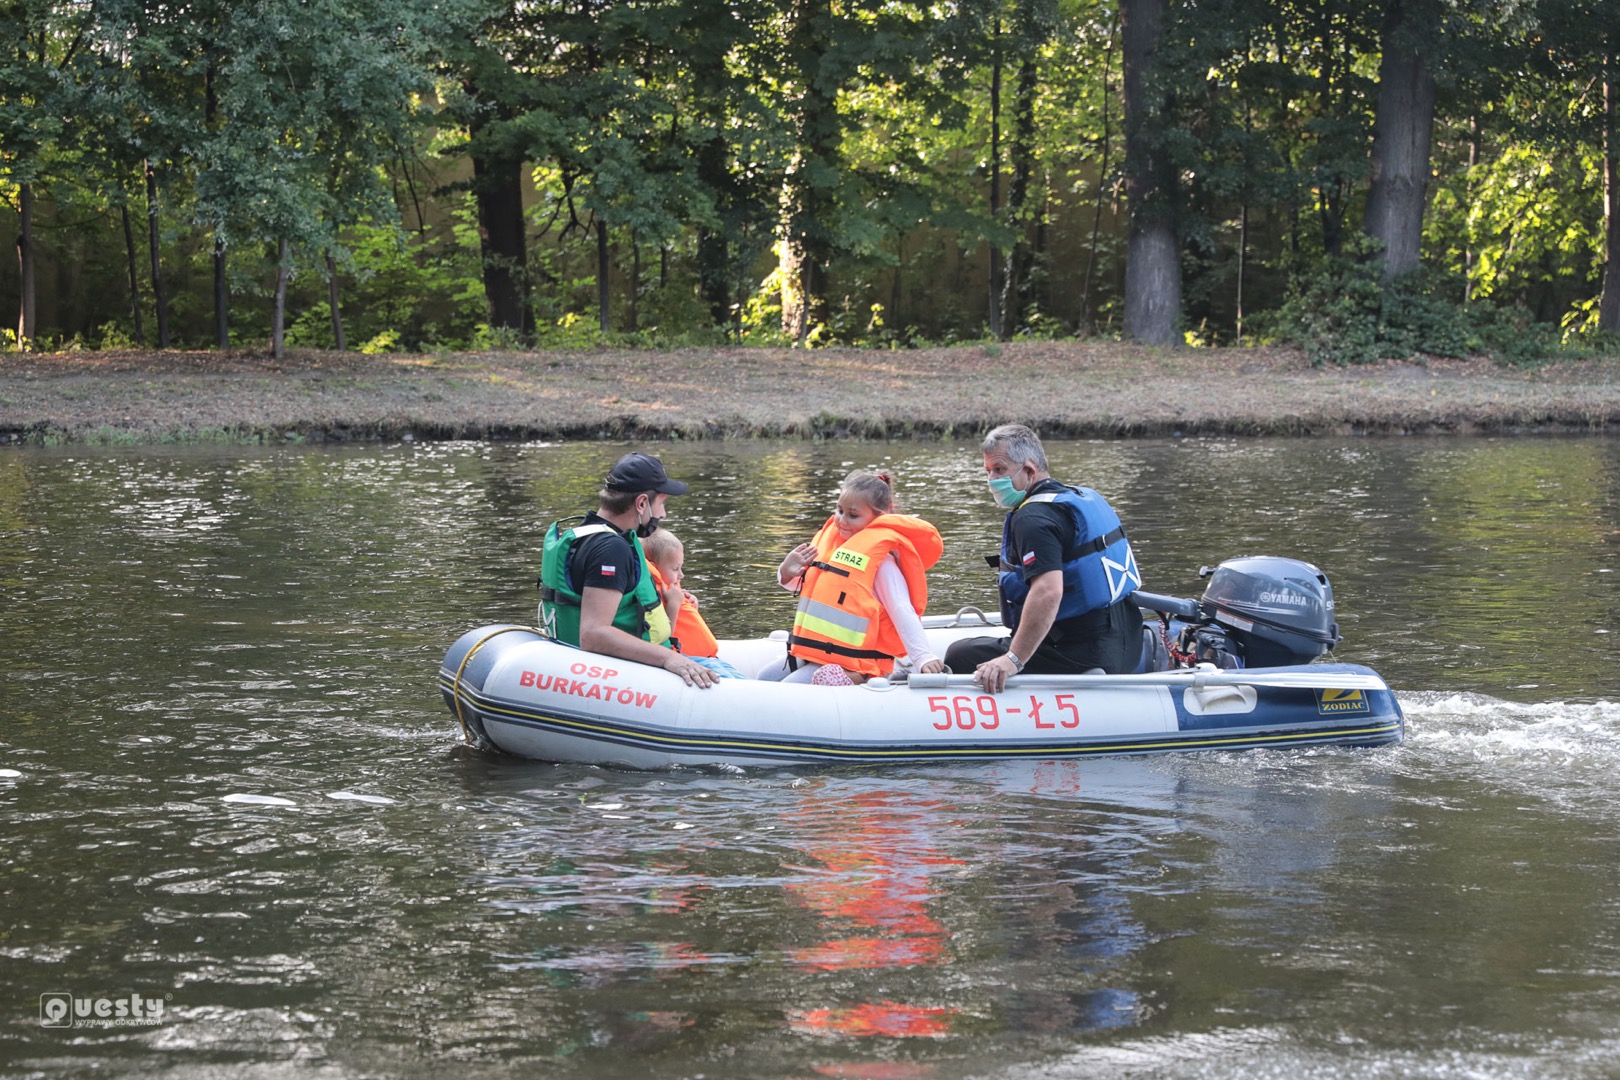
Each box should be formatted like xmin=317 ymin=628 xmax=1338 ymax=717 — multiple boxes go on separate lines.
xmin=438 ymin=623 xmax=1403 ymax=769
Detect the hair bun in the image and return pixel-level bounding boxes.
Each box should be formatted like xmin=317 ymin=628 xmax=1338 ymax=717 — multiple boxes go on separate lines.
xmin=875 ymin=470 xmax=893 ymax=486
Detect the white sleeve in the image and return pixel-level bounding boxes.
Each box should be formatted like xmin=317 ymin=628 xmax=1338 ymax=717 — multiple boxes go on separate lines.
xmin=874 ymin=555 xmax=938 ymax=670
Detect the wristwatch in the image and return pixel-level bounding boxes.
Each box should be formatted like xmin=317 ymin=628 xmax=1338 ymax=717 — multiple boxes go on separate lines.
xmin=1004 ymin=649 xmax=1025 ymax=673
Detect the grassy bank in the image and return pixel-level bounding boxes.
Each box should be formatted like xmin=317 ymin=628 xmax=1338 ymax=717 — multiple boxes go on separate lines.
xmin=3 ymin=343 xmax=1620 ymax=445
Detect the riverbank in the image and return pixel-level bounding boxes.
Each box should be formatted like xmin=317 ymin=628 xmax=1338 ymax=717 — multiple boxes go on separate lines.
xmin=3 ymin=342 xmax=1619 ymax=444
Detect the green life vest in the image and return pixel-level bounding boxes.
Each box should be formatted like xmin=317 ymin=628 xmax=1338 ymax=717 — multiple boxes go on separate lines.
xmin=538 ymin=518 xmax=669 ymax=647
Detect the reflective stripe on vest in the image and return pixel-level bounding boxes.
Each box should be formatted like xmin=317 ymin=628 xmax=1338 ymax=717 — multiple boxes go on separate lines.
xmin=794 ymin=596 xmax=874 ymax=648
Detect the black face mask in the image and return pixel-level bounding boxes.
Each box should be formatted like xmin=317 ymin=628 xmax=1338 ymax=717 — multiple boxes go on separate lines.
xmin=635 ymin=498 xmax=661 ymax=538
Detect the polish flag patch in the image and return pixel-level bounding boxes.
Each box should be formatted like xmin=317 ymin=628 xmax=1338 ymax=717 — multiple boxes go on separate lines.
xmin=1021 ymin=551 xmax=1037 ymax=566
xmin=600 ymin=564 xmax=617 ymax=577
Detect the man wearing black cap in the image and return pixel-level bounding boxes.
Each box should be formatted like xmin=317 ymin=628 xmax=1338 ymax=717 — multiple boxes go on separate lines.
xmin=538 ymin=452 xmax=718 ymax=688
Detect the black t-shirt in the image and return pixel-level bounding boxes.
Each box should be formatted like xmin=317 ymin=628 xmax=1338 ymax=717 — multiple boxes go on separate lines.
xmin=568 ymin=511 xmax=640 ymax=597
xmin=1005 ymin=478 xmax=1077 ymax=586
xmin=1006 ymin=479 xmax=1141 ymax=673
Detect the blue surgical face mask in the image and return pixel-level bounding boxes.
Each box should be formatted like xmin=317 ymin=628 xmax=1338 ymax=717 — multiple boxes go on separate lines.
xmin=988 ymin=474 xmax=1024 ymax=510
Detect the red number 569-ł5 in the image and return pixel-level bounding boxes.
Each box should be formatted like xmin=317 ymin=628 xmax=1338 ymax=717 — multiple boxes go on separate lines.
xmin=926 ymin=694 xmax=1081 ymax=731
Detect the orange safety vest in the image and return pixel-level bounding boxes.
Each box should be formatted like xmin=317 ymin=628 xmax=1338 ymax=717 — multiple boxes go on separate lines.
xmin=788 ymin=514 xmax=943 ymax=677
xmin=648 ymin=562 xmax=721 ymax=658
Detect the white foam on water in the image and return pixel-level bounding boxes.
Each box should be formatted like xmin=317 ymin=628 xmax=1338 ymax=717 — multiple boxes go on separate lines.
xmin=1396 ymin=692 xmax=1620 ymax=815
xmin=1401 ymin=693 xmax=1620 ymax=759
xmin=220 ymin=793 xmax=297 ymax=807
xmin=999 ymin=1024 xmax=1620 ymax=1079
xmin=326 ymin=791 xmax=395 ymax=805
xmin=0 ymin=769 xmax=22 ymax=779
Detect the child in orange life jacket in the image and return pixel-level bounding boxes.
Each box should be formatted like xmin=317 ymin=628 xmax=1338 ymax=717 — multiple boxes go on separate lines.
xmin=758 ymin=469 xmax=945 ymax=685
xmin=641 ymin=528 xmax=745 ymax=679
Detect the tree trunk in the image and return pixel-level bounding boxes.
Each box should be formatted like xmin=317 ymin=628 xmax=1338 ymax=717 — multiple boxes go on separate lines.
xmin=1236 ymin=200 xmax=1248 ymax=344
xmin=1081 ymin=20 xmax=1117 ymax=335
xmin=780 ymin=237 xmax=806 ymax=341
xmin=326 ymin=252 xmax=346 ymax=352
xmin=119 ymin=201 xmax=146 ymax=346
xmin=144 ymin=161 xmax=170 ymax=349
xmin=778 ymin=0 xmax=837 ymax=340
xmin=470 ymin=147 xmax=531 ymax=337
xmin=891 ymin=233 xmax=904 ymax=319
xmin=1600 ymin=37 xmax=1619 ymax=334
xmin=628 ymin=234 xmax=641 ymax=333
xmin=213 ymin=234 xmax=229 ymax=348
xmin=1121 ymin=0 xmax=1181 ymax=347
xmin=1313 ymin=6 xmax=1347 ymax=257
xmin=272 ymin=238 xmax=289 ymax=362
xmin=1464 ymin=112 xmax=1480 ymax=303
xmin=16 ymin=182 xmax=36 ymax=348
xmin=206 ymin=63 xmax=228 ymax=349
xmin=1364 ymin=0 xmax=1438 ymax=283
xmin=988 ymin=16 xmax=1004 ymax=340
xmin=695 ymin=136 xmax=732 ymax=329
xmin=1002 ymin=44 xmax=1039 ymax=338
xmin=1034 ymin=167 xmax=1051 ymax=321
xmin=597 ymin=218 xmax=611 ymax=333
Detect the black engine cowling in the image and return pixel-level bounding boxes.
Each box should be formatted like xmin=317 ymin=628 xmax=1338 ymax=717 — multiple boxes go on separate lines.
xmin=1135 ymin=556 xmax=1341 ymax=670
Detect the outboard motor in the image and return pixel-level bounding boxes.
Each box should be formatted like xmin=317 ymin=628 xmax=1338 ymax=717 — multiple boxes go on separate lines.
xmin=1133 ymin=556 xmax=1341 ymax=671
xmin=1198 ymin=556 xmax=1340 ymax=667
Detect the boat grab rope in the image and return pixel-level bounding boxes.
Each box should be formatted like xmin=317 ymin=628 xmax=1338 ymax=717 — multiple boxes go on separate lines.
xmin=1159 ymin=614 xmax=1199 ymax=669
xmin=450 ymin=626 xmax=541 ymax=745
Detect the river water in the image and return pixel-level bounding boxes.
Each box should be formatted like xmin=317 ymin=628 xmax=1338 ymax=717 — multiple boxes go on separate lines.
xmin=2 ymin=436 xmax=1617 ymax=1078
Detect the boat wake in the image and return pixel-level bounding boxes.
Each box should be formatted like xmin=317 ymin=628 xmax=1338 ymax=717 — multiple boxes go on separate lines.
xmin=1397 ymin=691 xmax=1620 ymax=815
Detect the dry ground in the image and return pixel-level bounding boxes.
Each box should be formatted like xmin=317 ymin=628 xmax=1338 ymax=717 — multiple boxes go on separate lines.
xmin=3 ymin=342 xmax=1619 ymax=444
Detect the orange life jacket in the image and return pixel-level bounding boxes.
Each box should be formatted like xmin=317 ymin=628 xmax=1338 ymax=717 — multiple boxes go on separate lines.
xmin=788 ymin=514 xmax=943 ymax=677
xmin=648 ymin=563 xmax=721 ymax=658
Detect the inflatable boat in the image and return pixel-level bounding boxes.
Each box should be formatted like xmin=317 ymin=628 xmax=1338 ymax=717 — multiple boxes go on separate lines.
xmin=438 ymin=557 xmax=1404 ymax=769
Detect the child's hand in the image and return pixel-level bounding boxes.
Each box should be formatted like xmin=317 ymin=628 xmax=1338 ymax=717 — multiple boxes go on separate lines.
xmin=917 ymin=658 xmax=946 ymax=675
xmin=780 ymin=541 xmax=817 ymax=581
xmin=681 ymin=588 xmax=700 ymax=611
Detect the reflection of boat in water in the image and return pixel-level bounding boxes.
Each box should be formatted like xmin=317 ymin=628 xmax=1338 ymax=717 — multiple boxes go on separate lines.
xmin=783 ymin=789 xmax=959 ymax=972
xmin=782 ymin=788 xmax=963 ymax=1038
xmin=439 ymin=557 xmax=1404 ymax=769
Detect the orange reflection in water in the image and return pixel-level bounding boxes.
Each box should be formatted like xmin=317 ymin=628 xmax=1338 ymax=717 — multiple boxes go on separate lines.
xmin=784 ymin=789 xmax=965 ymax=1038
xmin=809 ymin=1065 xmax=940 ymax=1080
xmin=790 ymin=1000 xmax=955 ymax=1039
xmin=785 ymin=791 xmax=963 ymax=972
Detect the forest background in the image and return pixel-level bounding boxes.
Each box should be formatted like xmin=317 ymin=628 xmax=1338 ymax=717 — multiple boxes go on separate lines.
xmin=2 ymin=0 xmax=1618 ymax=368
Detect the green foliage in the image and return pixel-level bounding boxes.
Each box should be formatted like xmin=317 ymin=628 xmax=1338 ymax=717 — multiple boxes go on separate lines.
xmin=737 ymin=269 xmax=795 ymax=347
xmin=358 ymin=330 xmax=402 ymax=355
xmin=1 ymin=0 xmax=1616 ymax=358
xmin=1258 ymin=234 xmax=1564 ymax=366
xmin=97 ymin=322 xmax=139 ymax=350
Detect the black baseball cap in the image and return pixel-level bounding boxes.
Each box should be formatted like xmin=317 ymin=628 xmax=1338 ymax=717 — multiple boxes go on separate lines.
xmin=605 ymin=453 xmax=688 ymax=495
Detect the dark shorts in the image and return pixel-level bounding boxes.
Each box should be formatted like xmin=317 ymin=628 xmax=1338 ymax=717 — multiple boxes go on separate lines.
xmin=943 ymin=597 xmax=1143 ymax=675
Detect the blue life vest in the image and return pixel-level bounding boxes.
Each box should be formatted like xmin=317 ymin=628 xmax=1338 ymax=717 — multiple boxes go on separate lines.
xmin=998 ymin=486 xmax=1141 ymax=630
